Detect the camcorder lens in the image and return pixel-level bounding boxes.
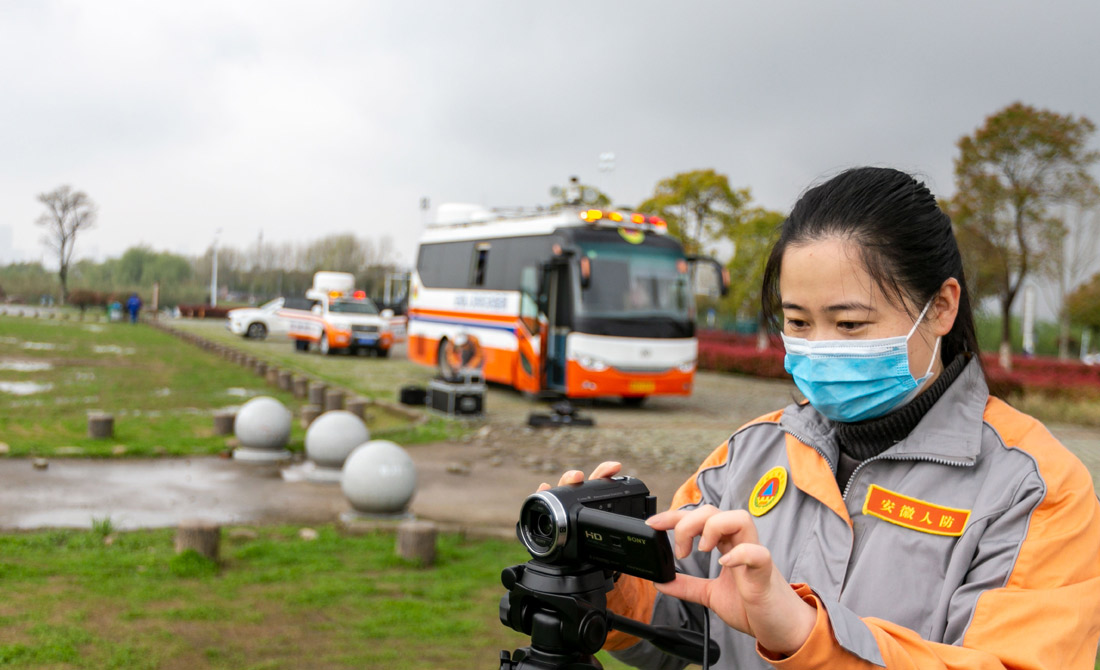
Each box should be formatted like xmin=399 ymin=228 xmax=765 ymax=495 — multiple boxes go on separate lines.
xmin=535 ymin=513 xmax=553 ymax=538
xmin=519 ymin=497 xmax=564 ymax=557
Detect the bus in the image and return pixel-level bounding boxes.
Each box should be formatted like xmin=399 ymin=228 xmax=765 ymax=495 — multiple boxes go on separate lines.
xmin=406 ymin=203 xmax=727 ymax=404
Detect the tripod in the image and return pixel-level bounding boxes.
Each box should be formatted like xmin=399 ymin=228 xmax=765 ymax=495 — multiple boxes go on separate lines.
xmin=498 ymin=561 xmax=718 ymax=670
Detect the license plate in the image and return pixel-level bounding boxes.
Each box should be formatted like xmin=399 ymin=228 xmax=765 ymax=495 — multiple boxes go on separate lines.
xmin=628 ymin=381 xmax=655 ymax=393
xmin=356 ymin=337 xmax=378 ymax=345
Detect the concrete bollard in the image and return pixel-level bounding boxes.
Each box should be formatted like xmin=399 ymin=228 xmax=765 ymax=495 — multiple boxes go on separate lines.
xmin=265 ymin=367 xmax=280 ymax=386
xmin=308 ymin=382 xmax=327 ymax=406
xmin=323 ymin=389 xmax=345 ymax=413
xmin=396 ymin=520 xmax=438 ymax=566
xmin=87 ymin=412 xmax=114 ymax=439
xmin=292 ymin=376 xmax=309 ymax=399
xmin=254 ymin=360 xmax=268 ymax=376
xmin=213 ymin=410 xmax=236 ymax=436
xmin=300 ymin=404 xmax=323 ymax=428
xmin=175 ymin=519 xmax=221 ymax=560
xmin=277 ymin=370 xmax=293 ymax=391
xmin=346 ymin=397 xmax=369 ymax=420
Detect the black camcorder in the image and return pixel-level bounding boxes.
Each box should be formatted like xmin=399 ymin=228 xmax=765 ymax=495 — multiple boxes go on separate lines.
xmin=501 ymin=476 xmax=718 ymax=669
xmin=516 ymin=476 xmax=675 ymax=583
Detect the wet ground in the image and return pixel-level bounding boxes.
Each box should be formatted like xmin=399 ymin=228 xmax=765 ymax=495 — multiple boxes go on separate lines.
xmin=0 ymin=441 xmax=692 ymax=537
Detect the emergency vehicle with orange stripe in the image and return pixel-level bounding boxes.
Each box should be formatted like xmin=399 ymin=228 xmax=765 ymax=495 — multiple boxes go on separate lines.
xmin=279 ymin=271 xmax=404 ymax=357
xmin=407 ymin=204 xmax=727 ymax=403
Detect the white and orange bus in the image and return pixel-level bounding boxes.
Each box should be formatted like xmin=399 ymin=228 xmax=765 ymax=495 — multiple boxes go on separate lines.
xmin=407 ymin=204 xmax=727 ymax=404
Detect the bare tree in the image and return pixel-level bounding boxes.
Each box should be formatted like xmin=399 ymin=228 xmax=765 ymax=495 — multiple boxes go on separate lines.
xmin=35 ymin=185 xmax=97 ymax=304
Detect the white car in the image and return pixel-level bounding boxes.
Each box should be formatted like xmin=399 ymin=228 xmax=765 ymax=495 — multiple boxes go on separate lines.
xmin=226 ymin=298 xmax=295 ymax=339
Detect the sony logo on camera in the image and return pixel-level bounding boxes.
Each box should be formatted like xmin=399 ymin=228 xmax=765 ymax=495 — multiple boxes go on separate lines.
xmin=517 ymin=476 xmax=675 ymax=583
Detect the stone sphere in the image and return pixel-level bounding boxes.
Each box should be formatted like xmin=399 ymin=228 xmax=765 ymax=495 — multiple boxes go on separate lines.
xmin=305 ymin=410 xmax=369 ymax=468
xmin=233 ymin=396 xmax=292 ymax=450
xmin=341 ymin=440 xmax=417 ymax=514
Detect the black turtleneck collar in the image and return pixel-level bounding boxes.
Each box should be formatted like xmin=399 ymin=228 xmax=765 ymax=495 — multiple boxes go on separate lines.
xmin=835 ymin=353 xmax=970 ymax=462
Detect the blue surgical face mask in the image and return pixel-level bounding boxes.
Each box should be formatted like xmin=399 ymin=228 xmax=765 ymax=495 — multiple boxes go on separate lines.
xmin=781 ymin=300 xmax=941 ymax=423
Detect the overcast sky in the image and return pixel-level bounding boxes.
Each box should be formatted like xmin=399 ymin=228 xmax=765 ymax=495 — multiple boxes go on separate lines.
xmin=2 ymin=1 xmax=1099 ymax=272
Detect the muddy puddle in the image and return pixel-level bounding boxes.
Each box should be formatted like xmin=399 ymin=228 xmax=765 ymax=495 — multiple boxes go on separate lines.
xmin=0 ymin=458 xmax=346 ymax=530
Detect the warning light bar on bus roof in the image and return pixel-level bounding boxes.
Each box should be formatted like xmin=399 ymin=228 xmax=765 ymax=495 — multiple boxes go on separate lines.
xmin=579 ymin=209 xmax=668 ymax=232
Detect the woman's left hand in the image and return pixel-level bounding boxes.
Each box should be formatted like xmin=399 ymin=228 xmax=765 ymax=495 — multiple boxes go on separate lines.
xmin=647 ymin=506 xmax=818 ymax=657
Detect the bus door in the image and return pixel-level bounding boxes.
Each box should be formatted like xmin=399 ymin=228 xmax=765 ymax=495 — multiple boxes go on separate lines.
xmin=514 ymin=266 xmax=544 ymax=394
xmin=540 ymin=261 xmax=569 ymax=392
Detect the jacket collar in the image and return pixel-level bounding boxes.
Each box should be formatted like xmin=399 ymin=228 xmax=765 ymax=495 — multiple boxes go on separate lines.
xmin=779 ymin=357 xmax=988 ymax=468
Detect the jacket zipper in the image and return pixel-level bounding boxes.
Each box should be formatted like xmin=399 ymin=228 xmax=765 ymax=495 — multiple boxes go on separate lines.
xmin=842 ymin=452 xmax=975 ymax=500
xmin=781 ymin=427 xmax=835 ymax=473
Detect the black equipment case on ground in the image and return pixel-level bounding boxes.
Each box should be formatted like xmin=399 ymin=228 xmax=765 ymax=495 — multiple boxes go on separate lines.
xmin=427 ymin=377 xmax=486 ymax=416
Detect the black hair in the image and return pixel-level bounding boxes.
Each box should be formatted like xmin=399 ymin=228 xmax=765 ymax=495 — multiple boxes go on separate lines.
xmin=761 ymin=167 xmax=983 ymax=376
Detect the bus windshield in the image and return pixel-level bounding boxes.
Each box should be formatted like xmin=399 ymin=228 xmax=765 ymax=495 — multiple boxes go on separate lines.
xmin=329 ymin=299 xmax=379 ymax=315
xmin=576 ymin=242 xmax=693 ymax=321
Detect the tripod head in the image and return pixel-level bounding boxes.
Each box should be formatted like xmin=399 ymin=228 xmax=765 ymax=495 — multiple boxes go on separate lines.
xmin=498 ymin=561 xmax=718 ymax=670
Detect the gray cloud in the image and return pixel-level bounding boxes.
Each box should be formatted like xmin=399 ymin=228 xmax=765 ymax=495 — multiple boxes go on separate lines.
xmin=1 ymin=0 xmax=1098 ymax=271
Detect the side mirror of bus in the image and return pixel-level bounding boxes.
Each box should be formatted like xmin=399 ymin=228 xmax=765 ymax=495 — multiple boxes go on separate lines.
xmin=579 ymin=256 xmax=592 ymax=289
xmin=685 ymin=255 xmax=729 ymax=297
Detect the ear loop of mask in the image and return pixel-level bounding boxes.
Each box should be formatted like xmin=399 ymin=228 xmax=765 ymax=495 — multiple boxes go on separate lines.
xmin=909 ymin=298 xmax=940 ymax=380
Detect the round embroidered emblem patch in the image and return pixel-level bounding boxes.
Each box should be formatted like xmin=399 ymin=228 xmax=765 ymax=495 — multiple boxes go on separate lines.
xmin=749 ymin=466 xmax=788 ymax=517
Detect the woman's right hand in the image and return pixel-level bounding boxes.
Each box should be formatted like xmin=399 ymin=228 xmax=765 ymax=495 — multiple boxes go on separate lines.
xmin=537 ymin=461 xmax=622 ymax=492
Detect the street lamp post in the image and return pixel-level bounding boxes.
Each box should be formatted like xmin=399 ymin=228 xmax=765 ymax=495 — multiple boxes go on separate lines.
xmin=210 ymin=229 xmax=222 ymax=307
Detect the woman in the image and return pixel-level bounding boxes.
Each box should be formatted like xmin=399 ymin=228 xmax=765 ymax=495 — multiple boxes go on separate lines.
xmin=546 ymin=168 xmax=1100 ymax=669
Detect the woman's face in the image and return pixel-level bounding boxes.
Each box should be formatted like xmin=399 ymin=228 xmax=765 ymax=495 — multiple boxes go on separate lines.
xmin=778 ymin=237 xmax=949 ymax=381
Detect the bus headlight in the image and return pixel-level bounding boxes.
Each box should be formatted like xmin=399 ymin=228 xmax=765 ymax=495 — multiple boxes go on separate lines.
xmin=578 ymin=356 xmax=609 ymax=372
xmin=677 ymin=359 xmax=696 ymax=373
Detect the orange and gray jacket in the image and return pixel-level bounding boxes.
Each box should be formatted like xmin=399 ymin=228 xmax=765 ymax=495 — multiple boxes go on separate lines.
xmin=607 ymin=359 xmax=1100 ymax=669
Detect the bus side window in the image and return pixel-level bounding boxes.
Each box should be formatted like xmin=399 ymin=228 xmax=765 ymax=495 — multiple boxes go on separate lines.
xmin=519 ymin=266 xmax=540 ymax=335
xmin=470 ymin=243 xmax=490 ymax=286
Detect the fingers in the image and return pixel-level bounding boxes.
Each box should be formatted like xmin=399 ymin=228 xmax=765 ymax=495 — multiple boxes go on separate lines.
xmin=589 ymin=461 xmax=621 ymax=480
xmin=699 ymin=509 xmax=759 ymax=555
xmin=541 ymin=462 xmax=623 ymax=491
xmin=663 ymin=505 xmax=721 ymax=560
xmin=645 ymin=508 xmax=688 ymax=530
xmin=556 ymin=470 xmax=586 ymax=487
xmin=653 ymin=572 xmax=712 ymax=607
xmin=718 ymin=542 xmax=776 ymax=600
xmin=649 ymin=507 xmax=760 ymax=562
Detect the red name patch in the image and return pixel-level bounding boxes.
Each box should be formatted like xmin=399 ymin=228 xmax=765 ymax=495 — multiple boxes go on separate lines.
xmin=862 ymin=484 xmax=970 ymax=537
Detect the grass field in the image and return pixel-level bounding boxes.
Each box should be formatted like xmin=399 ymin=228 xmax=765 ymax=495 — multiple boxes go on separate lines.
xmin=0 ymin=524 xmax=574 ymax=670
xmin=0 ymin=315 xmax=459 ymax=457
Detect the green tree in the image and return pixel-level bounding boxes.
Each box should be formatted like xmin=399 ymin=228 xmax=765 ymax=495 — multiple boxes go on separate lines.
xmin=724 ymin=208 xmax=785 ymax=322
xmin=34 ymin=185 xmax=97 ymax=304
xmin=948 ymin=102 xmax=1099 ymax=368
xmin=1067 ymin=271 xmax=1100 ymax=333
xmin=638 ymin=169 xmax=749 ymax=256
